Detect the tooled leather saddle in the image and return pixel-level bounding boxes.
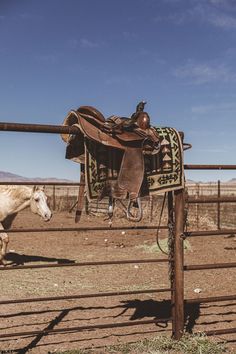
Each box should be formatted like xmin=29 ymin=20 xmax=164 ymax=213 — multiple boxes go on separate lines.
xmin=61 ymin=101 xmax=161 ymax=222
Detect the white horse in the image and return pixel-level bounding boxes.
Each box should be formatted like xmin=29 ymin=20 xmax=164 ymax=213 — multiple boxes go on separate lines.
xmin=0 ymin=185 xmax=52 ymax=265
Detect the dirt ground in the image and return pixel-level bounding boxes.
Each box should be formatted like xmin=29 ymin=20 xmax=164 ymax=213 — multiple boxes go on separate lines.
xmin=0 ymin=208 xmax=235 ymax=353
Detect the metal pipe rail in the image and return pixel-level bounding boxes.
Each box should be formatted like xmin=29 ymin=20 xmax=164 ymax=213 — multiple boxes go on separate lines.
xmin=206 ymin=327 xmax=236 ymax=336
xmin=0 ymin=258 xmax=169 ymax=271
xmin=188 ymin=196 xmax=236 ymax=204
xmin=0 ymin=181 xmax=81 ymax=186
xmin=185 ymin=229 xmax=236 ymax=237
xmin=184 ymin=262 xmax=236 ymax=271
xmin=185 ymin=294 xmax=236 ymax=304
xmin=0 ymin=121 xmax=183 ymax=140
xmin=3 ymin=225 xmax=167 ymax=234
xmin=0 ymin=121 xmax=81 ymax=135
xmin=184 ymin=164 xmax=236 ymax=170
xmin=0 ymin=317 xmax=172 ymax=339
xmin=0 ymin=288 xmax=172 ymax=305
xmin=186 ymin=294 xmax=236 ymax=337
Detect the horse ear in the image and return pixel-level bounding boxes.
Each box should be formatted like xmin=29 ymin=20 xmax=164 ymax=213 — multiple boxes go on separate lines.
xmin=37 ymin=185 xmax=45 ymax=191
xmin=33 ymin=185 xmax=45 ymax=192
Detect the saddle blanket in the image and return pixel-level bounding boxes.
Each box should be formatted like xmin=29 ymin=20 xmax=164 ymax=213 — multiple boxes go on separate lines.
xmin=85 ymin=127 xmax=184 ymax=201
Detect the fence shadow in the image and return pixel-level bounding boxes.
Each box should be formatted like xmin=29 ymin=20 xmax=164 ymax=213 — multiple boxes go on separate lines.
xmin=5 ymin=252 xmax=75 ymax=265
xmin=116 ymin=299 xmax=200 ymax=333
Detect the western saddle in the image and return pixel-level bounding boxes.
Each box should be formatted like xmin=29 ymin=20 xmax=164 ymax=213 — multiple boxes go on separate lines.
xmin=61 ymin=101 xmax=161 ymax=222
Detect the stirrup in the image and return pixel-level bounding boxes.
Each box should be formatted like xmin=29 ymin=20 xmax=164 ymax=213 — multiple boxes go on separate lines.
xmin=126 ymin=197 xmax=142 ymax=222
xmin=108 ymin=196 xmax=113 ymax=219
xmin=104 ymin=196 xmax=114 ymax=226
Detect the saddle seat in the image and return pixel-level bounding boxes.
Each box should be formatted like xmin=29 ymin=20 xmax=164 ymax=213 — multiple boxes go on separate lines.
xmin=77 ymin=106 xmax=160 ymax=152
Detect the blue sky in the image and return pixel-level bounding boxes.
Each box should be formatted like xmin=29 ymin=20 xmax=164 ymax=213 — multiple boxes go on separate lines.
xmin=1 ymin=0 xmax=236 ymax=181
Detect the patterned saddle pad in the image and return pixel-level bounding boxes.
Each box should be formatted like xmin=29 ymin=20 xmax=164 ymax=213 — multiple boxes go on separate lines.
xmin=85 ymin=127 xmax=184 ymax=201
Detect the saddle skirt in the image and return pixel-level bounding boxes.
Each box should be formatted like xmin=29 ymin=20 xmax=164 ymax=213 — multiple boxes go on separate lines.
xmin=85 ymin=127 xmax=184 ymax=201
xmin=61 ymin=106 xmax=184 ymax=204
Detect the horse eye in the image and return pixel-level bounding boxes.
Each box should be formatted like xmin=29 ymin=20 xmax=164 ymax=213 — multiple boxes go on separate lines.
xmin=34 ymin=197 xmax=40 ymax=202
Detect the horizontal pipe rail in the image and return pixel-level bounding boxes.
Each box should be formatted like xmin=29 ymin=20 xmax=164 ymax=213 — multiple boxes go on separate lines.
xmin=184 ymin=262 xmax=236 ymax=271
xmin=0 ymin=121 xmax=183 ymax=140
xmin=0 ymin=258 xmax=168 ymax=271
xmin=188 ymin=196 xmax=236 ymax=204
xmin=185 ymin=229 xmax=236 ymax=237
xmin=184 ymin=164 xmax=236 ymax=170
xmin=0 ymin=318 xmax=172 ymax=339
xmin=2 ymin=225 xmax=167 ymax=234
xmin=0 ymin=288 xmax=172 ymax=305
xmin=185 ymin=294 xmax=236 ymax=304
xmin=0 ymin=122 xmax=81 ymax=135
xmin=205 ymin=327 xmax=236 ymax=336
xmin=0 ymin=181 xmax=81 ymax=186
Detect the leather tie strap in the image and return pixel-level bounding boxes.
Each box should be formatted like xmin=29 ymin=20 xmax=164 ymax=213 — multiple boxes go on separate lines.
xmin=75 ymin=165 xmax=85 ymax=223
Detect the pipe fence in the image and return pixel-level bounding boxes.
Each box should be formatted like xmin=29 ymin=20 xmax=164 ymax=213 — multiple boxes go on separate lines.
xmin=182 ymin=164 xmax=236 ymax=338
xmin=0 ymin=121 xmax=235 ymax=346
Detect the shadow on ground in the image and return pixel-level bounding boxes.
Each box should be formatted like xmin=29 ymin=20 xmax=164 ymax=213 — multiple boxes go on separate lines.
xmin=5 ymin=252 xmax=75 ymax=265
xmin=5 ymin=300 xmax=200 ymax=353
xmin=116 ymin=299 xmax=200 ymax=333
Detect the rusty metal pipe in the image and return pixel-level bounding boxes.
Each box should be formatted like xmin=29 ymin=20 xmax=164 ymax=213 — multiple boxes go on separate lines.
xmin=217 ymin=180 xmax=221 ymax=230
xmin=173 ymin=189 xmax=185 ymax=340
xmin=167 ymin=191 xmax=175 ymax=338
xmin=3 ymin=225 xmax=168 ymax=234
xmin=0 ymin=122 xmax=184 ymax=141
xmin=188 ymin=196 xmax=236 ymax=204
xmin=184 ymin=262 xmax=236 ymax=271
xmin=185 ymin=229 xmax=236 ymax=237
xmin=0 ymin=288 xmax=172 ymax=305
xmin=185 ymin=294 xmax=236 ymax=304
xmin=0 ymin=258 xmax=169 ymax=271
xmin=0 ymin=181 xmax=81 ymax=186
xmin=0 ymin=122 xmax=80 ymax=135
xmin=205 ymin=327 xmax=236 ymax=336
xmin=184 ymin=164 xmax=236 ymax=170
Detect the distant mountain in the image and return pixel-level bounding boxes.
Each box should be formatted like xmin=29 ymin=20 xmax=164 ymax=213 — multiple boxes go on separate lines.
xmin=0 ymin=171 xmax=74 ymax=183
xmin=0 ymin=170 xmax=197 ymax=184
xmin=186 ymin=179 xmax=196 ymax=184
xmin=0 ymin=171 xmax=28 ymax=181
xmin=227 ymin=178 xmax=236 ymax=183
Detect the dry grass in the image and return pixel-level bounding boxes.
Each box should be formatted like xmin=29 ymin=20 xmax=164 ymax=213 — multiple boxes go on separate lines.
xmin=54 ymin=334 xmax=231 ymax=354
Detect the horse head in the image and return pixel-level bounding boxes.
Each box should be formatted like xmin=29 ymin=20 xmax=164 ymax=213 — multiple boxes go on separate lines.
xmin=30 ymin=186 xmax=52 ymax=221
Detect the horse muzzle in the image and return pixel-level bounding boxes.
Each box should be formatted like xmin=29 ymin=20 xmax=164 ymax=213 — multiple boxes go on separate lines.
xmin=43 ymin=211 xmax=52 ymax=221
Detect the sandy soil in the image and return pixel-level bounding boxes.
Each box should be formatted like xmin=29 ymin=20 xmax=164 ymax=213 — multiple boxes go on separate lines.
xmin=0 ymin=209 xmax=235 ymax=353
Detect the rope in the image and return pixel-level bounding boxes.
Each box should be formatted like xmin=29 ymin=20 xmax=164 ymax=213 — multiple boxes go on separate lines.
xmin=156 ymin=192 xmax=168 ymax=255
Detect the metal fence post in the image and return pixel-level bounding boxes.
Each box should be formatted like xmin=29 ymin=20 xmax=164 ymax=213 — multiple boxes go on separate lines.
xmin=173 ymin=188 xmax=185 ymax=339
xmin=168 ymin=192 xmax=175 ymax=338
xmin=196 ymin=182 xmax=200 ymax=229
xmin=217 ymin=180 xmax=221 ymax=230
xmin=52 ymin=185 xmax=56 ymax=211
xmin=149 ymin=196 xmax=154 ymax=223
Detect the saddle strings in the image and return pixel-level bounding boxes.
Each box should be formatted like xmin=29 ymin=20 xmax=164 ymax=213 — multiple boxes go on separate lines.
xmin=156 ymin=192 xmax=169 ymax=255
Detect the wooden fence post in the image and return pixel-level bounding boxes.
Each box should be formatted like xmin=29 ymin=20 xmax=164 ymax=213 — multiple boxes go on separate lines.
xmin=173 ymin=188 xmax=185 ymax=339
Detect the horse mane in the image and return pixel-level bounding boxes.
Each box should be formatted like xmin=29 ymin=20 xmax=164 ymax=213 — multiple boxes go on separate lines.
xmin=0 ymin=186 xmax=33 ymax=201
